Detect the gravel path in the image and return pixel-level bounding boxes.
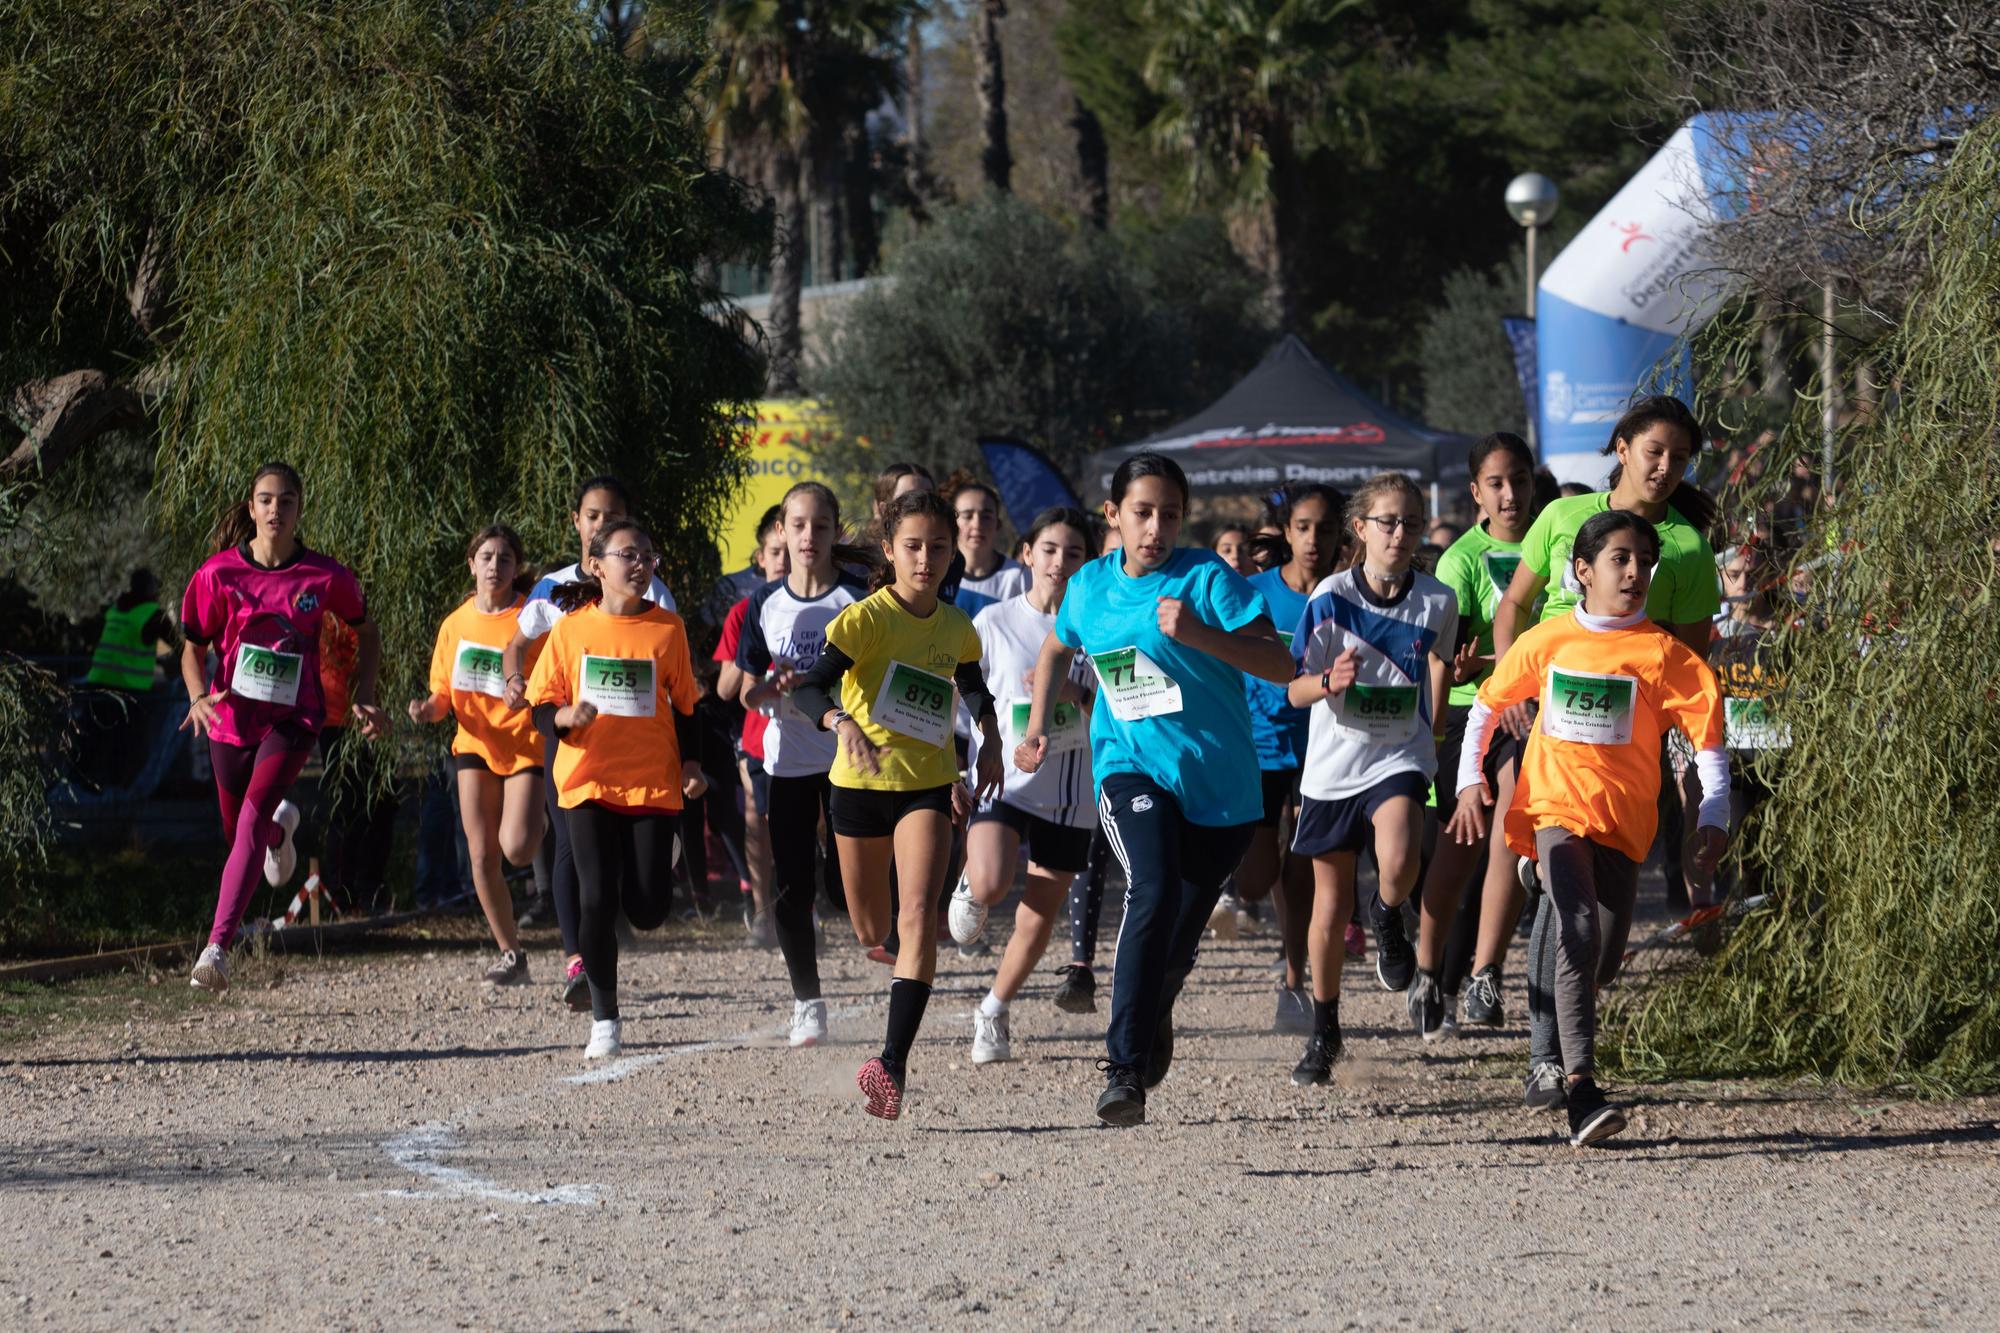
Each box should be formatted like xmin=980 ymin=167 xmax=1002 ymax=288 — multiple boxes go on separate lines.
xmin=4 ymin=906 xmax=1998 ymax=1330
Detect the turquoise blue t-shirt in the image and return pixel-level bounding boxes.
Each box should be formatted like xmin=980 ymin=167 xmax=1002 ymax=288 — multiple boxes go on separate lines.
xmin=1244 ymin=567 xmax=1312 ymax=771
xmin=1053 ymin=547 xmax=1271 ymax=827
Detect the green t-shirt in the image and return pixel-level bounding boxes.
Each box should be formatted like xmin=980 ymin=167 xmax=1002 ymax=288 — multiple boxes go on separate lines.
xmin=1520 ymin=492 xmax=1721 ymax=628
xmin=1434 ymin=523 xmax=1532 ymax=707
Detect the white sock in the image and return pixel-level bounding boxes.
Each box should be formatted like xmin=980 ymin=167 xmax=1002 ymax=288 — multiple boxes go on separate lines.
xmin=979 ymin=992 xmax=1007 ymax=1017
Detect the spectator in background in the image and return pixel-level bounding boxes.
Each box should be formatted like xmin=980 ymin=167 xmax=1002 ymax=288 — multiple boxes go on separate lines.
xmin=1426 ymin=519 xmax=1461 ymax=549
xmin=76 ymin=568 xmax=174 ymax=790
xmin=1211 ymin=522 xmax=1256 ymax=577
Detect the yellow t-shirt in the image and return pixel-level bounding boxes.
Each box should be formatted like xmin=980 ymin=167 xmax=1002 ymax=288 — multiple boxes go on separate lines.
xmin=426 ymin=595 xmax=543 ymax=776
xmin=824 ymin=589 xmax=982 ymax=792
xmin=1475 ymin=612 xmax=1723 ymax=864
xmin=525 ymin=603 xmax=699 ymax=811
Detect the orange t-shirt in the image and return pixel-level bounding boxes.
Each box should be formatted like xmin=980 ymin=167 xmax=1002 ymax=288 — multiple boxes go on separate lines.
xmin=426 ymin=595 xmax=544 ymax=776
xmin=525 ymin=602 xmax=699 ymax=811
xmin=1476 ymin=613 xmax=1723 ymax=864
xmin=320 ymin=615 xmax=357 ymax=726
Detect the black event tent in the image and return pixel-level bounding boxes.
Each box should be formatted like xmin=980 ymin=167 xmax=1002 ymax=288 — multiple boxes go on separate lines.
xmin=1087 ymin=335 xmax=1472 ymax=500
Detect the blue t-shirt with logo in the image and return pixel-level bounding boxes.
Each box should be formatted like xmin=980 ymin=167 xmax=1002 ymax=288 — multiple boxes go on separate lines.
xmin=1052 ymin=547 xmax=1271 ymax=828
xmin=1244 ymin=567 xmax=1311 ymax=771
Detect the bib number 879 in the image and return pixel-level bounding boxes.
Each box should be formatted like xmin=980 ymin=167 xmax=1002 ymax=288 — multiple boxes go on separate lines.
xmin=903 ymin=681 xmax=947 ymax=711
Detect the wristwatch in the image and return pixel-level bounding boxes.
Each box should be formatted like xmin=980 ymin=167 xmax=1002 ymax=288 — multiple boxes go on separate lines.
xmin=830 ymin=709 xmax=854 ymax=730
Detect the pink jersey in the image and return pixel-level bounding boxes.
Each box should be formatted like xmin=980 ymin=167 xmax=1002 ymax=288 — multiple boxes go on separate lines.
xmin=180 ymin=544 xmax=367 ymax=747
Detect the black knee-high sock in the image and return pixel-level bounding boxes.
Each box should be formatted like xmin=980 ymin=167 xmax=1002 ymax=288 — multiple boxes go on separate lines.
xmin=881 ymin=978 xmax=932 ymax=1075
xmin=1313 ymin=995 xmax=1340 ymax=1037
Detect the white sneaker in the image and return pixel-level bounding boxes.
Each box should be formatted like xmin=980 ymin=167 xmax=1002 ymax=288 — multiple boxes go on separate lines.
xmin=947 ymin=877 xmax=987 ymax=946
xmin=1517 ymin=855 xmax=1538 ymax=893
xmin=263 ymin=800 xmax=300 ymax=888
xmin=1207 ymin=893 xmax=1241 ymax=940
xmin=971 ymin=1008 xmax=1012 ymax=1064
xmin=189 ymin=943 xmax=229 ymax=993
xmin=789 ymin=998 xmax=828 ymax=1048
xmin=584 ymin=1018 xmax=622 ymax=1060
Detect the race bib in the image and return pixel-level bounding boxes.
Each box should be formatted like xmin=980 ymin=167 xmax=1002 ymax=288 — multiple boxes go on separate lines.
xmin=1091 ymin=647 xmax=1183 ymax=722
xmin=873 ymin=660 xmax=955 ymax=747
xmin=1541 ymin=667 xmax=1636 ymax=745
xmin=232 ymin=643 xmax=303 ymax=707
xmin=1334 ymin=682 xmax=1420 ymax=743
xmin=1010 ymin=699 xmax=1086 ymax=755
xmin=1725 ymin=696 xmax=1790 ymax=750
xmin=1484 ymin=550 xmax=1522 ymax=602
xmin=451 ymin=640 xmax=506 ymax=698
xmin=579 ymin=654 xmax=656 ymax=717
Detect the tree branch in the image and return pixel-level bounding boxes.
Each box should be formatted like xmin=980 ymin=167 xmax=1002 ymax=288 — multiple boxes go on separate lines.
xmin=2 ymin=370 xmax=148 ymax=485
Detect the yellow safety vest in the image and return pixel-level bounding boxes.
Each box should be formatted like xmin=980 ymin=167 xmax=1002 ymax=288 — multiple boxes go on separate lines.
xmin=86 ymin=600 xmax=160 ymax=691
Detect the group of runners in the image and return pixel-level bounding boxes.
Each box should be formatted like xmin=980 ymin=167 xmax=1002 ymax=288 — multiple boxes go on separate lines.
xmin=173 ymin=390 xmax=1782 ymax=1146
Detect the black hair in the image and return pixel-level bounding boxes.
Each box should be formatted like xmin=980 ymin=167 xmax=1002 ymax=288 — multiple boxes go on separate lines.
xmin=573 ymin=474 xmax=634 ymax=514
xmin=1572 ymin=508 xmax=1661 ymax=581
xmin=1109 ymin=452 xmax=1190 ymax=508
xmin=1256 ymin=482 xmax=1346 ymax=570
xmin=1023 ymin=505 xmax=1094 ymax=549
xmin=1602 ymin=395 xmax=1718 ymax=534
xmin=755 ymin=503 xmax=785 ymax=541
xmin=551 ymin=518 xmax=650 ymax=613
xmin=870 ymin=490 xmax=957 ymax=592
xmin=208 ymin=461 xmax=304 ymax=552
xmin=1469 ymin=432 xmax=1535 ymax=477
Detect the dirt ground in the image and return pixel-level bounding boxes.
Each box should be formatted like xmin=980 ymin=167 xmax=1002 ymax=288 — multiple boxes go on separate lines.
xmin=3 ymin=895 xmax=1998 ymax=1332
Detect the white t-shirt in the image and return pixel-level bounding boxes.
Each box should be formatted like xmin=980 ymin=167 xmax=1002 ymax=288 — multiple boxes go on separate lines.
xmin=1295 ymin=566 xmax=1458 ymax=802
xmin=518 ymin=562 xmax=675 ymax=640
xmin=735 ymin=573 xmax=869 ymax=778
xmin=966 ymin=594 xmax=1098 ymax=828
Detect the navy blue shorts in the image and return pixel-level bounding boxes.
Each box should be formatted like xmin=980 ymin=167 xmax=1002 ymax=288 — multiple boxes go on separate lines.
xmin=1290 ymin=771 xmax=1433 ymax=858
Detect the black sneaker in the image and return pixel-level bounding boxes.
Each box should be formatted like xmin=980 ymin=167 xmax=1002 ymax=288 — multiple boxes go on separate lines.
xmin=1523 ymin=1061 xmax=1567 ymax=1109
xmin=1095 ymin=1061 xmax=1146 ymax=1127
xmin=1371 ymin=898 xmax=1415 ymax=992
xmin=1566 ymin=1078 xmax=1627 ymax=1147
xmin=1462 ymin=965 xmax=1504 ymax=1028
xmin=1143 ymin=1010 xmax=1173 ymax=1089
xmin=516 ymin=893 xmax=555 ymax=929
xmin=1406 ymin=971 xmax=1445 ymax=1041
xmin=1291 ymin=1028 xmax=1342 ymax=1086
xmin=1052 ymin=963 xmax=1097 ymax=1014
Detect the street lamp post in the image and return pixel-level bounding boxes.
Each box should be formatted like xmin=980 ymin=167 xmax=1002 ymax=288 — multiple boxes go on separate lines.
xmin=1504 ymin=172 xmax=1560 ymax=447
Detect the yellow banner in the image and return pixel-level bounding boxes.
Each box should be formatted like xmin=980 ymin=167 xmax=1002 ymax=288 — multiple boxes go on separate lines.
xmin=719 ymin=399 xmax=841 ymax=570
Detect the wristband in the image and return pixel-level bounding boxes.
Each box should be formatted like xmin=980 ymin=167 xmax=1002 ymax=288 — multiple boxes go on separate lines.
xmin=505 ymin=672 xmax=526 ymax=685
xmin=1320 ymin=669 xmax=1333 ymax=695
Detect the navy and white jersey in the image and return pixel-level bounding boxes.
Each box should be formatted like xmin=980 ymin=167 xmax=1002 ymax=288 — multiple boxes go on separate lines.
xmin=952 ymin=560 xmax=1030 ymax=622
xmin=735 ymin=572 xmax=869 ymax=777
xmin=518 ymin=561 xmax=675 ymax=641
xmin=1294 ymin=566 xmax=1457 ymax=802
xmin=966 ymin=594 xmax=1097 ymax=828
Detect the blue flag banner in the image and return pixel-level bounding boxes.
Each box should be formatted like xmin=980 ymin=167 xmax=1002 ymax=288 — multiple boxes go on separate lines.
xmin=978 ymin=437 xmax=1083 ymax=533
xmin=1501 ymin=315 xmax=1539 ymax=445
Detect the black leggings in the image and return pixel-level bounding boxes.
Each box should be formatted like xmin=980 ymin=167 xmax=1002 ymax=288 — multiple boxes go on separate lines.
xmin=564 ymin=803 xmax=678 ymax=1021
xmin=1069 ymin=826 xmax=1113 ymax=966
xmin=542 ymin=733 xmax=582 ymax=958
xmin=767 ymin=772 xmax=840 ymax=1000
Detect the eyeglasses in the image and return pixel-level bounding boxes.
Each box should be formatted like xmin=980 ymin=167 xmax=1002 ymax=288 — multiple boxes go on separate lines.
xmin=1360 ymin=515 xmax=1421 ymax=533
xmin=602 ymin=549 xmax=660 ymax=567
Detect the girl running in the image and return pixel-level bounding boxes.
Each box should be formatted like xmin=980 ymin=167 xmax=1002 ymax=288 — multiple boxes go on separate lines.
xmin=178 ymin=463 xmax=385 ymax=993
xmin=407 ymin=524 xmax=546 ymax=986
xmin=1211 ymin=523 xmax=1256 ymax=578
xmin=525 ymin=518 xmax=704 ymax=1060
xmin=501 ymin=476 xmax=675 ymax=1012
xmin=947 ymin=507 xmax=1096 ymax=1064
xmin=1449 ymin=509 xmax=1729 ymax=1146
xmin=790 ymin=490 xmax=1004 ymax=1119
xmin=1282 ymin=473 xmax=1457 ymax=1084
xmin=948 ymin=480 xmax=1029 ymax=619
xmin=1019 ymin=454 xmax=1292 ymax=1127
xmin=713 ymin=506 xmax=790 ymax=945
xmin=1411 ymin=433 xmax=1542 ymax=1037
xmin=735 ymin=482 xmax=869 ymax=1048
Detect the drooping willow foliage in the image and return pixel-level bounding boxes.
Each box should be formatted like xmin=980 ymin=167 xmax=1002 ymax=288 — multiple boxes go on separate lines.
xmin=2 ymin=1 xmax=765 ymax=718
xmin=1604 ymin=120 xmax=2000 ymax=1096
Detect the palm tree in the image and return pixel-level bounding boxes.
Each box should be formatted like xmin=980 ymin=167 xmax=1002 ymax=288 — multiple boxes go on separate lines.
xmin=973 ymin=0 xmax=1011 ymax=191
xmin=710 ymin=0 xmax=915 ymax=392
xmin=1141 ymin=0 xmax=1361 ymax=327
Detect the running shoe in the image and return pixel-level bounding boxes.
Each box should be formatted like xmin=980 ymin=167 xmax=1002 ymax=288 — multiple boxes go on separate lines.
xmin=789 ymin=998 xmax=827 ymax=1048
xmin=857 ymin=1056 xmax=904 ymax=1120
xmin=561 ymin=957 xmax=591 ymax=1012
xmin=1291 ymin=1028 xmax=1342 ymax=1086
xmin=1052 ymin=963 xmax=1096 ymax=1014
xmin=747 ymin=910 xmax=778 ymax=950
xmin=1440 ymin=999 xmax=1460 ymax=1040
xmin=957 ymin=937 xmax=992 ymax=960
xmin=189 ymin=943 xmax=229 ymax=994
xmin=516 ymin=893 xmax=555 ymax=929
xmin=263 ymin=800 xmax=300 ymax=888
xmin=864 ymin=945 xmax=897 ymax=967
xmin=1343 ymin=922 xmax=1367 ymax=959
xmin=1095 ymin=1061 xmax=1146 ymax=1127
xmin=947 ymin=877 xmax=987 ymax=947
xmin=1272 ymin=985 xmax=1313 ymax=1036
xmin=583 ymin=1018 xmax=622 ymax=1061
xmin=1207 ymin=893 xmax=1241 ymax=940
xmin=971 ymin=1009 xmax=1012 ymax=1064
xmin=1566 ymin=1078 xmax=1627 ymax=1147
xmin=482 ymin=949 xmax=529 ymax=987
xmin=1143 ymin=1010 xmax=1173 ymax=1088
xmin=1463 ymin=965 xmax=1504 ymax=1027
xmin=1516 ymin=855 xmax=1538 ymax=895
xmin=1371 ymin=898 xmax=1415 ymax=992
xmin=1523 ymin=1061 xmax=1568 ymax=1110
xmin=1406 ymin=971 xmax=1445 ymax=1041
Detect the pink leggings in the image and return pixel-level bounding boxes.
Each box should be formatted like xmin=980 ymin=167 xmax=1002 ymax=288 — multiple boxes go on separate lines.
xmin=208 ymin=725 xmax=316 ymax=947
